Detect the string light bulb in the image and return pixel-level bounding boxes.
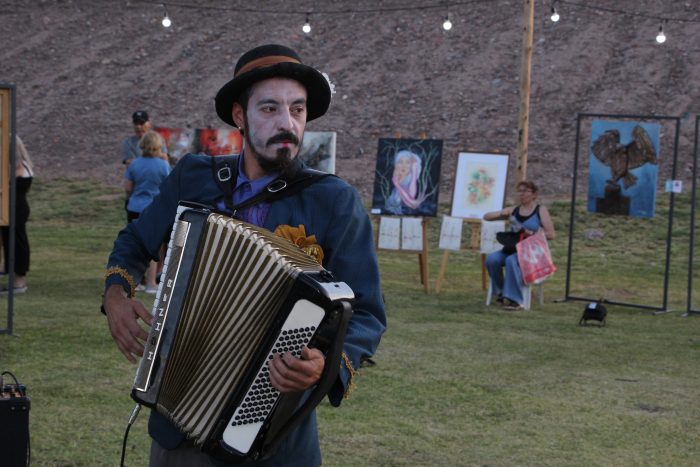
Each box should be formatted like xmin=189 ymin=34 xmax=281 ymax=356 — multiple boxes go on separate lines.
xmin=442 ymin=15 xmax=452 ymax=31
xmin=161 ymin=4 xmax=171 ymax=28
xmin=302 ymin=14 xmax=311 ymax=34
xmin=550 ymin=7 xmax=560 ymax=23
xmin=655 ymin=24 xmax=666 ymax=43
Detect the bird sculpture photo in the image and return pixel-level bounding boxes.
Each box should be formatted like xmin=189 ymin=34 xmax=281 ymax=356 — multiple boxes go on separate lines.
xmin=591 ymin=125 xmax=658 ymax=189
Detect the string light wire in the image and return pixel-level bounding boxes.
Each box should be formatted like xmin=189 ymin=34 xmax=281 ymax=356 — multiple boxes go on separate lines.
xmin=145 ymin=1 xmax=700 ymax=35
xmin=556 ymin=0 xmax=700 ymax=24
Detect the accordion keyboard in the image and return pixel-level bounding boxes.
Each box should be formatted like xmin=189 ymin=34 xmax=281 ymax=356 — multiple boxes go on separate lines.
xmin=222 ymin=299 xmax=325 ymax=454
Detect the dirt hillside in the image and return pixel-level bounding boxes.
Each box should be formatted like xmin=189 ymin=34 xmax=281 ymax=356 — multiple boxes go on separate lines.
xmin=2 ymin=0 xmax=699 ymax=202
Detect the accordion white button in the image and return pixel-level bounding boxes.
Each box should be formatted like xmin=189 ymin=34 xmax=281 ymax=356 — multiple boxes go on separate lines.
xmin=221 ymin=299 xmax=325 ymax=454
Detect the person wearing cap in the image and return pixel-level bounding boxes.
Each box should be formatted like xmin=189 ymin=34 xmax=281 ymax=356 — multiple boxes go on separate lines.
xmin=120 ymin=111 xmax=168 ymax=166
xmin=102 ymin=44 xmax=386 ymax=466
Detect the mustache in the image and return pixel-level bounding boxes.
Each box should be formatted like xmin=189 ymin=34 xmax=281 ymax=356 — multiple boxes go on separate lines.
xmin=266 ymin=131 xmax=299 ymax=147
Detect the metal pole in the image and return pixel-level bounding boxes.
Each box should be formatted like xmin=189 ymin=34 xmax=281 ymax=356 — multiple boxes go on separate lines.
xmin=661 ymin=118 xmax=681 ymax=311
xmin=686 ymin=116 xmax=699 ymax=315
xmin=564 ymin=114 xmax=582 ymax=300
xmin=684 ymin=115 xmax=700 ymax=316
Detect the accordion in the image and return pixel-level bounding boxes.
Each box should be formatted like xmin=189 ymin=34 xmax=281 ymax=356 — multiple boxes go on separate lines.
xmin=131 ymin=205 xmax=354 ymax=462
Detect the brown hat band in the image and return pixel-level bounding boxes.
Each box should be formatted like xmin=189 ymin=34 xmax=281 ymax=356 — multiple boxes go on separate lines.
xmin=236 ymin=55 xmax=302 ymax=77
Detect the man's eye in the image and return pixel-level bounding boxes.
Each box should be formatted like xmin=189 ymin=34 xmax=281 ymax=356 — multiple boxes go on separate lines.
xmin=261 ymin=106 xmax=275 ymax=113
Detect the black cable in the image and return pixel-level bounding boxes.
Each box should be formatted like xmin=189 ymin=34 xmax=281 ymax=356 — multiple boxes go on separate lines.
xmin=1 ymin=370 xmax=20 ymax=389
xmin=131 ymin=0 xmax=493 ymax=15
xmin=120 ymin=404 xmax=142 ymax=467
xmin=558 ymin=0 xmax=700 ymax=24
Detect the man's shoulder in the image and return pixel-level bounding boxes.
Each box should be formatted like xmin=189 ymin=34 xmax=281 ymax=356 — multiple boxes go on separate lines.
xmin=177 ymin=153 xmax=238 ymax=166
xmin=121 ymin=135 xmax=138 ymax=146
xmin=297 ymin=173 xmax=362 ymax=206
xmin=307 ymin=173 xmax=354 ymax=192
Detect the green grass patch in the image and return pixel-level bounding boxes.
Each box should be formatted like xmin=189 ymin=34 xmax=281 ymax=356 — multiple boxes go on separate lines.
xmin=1 ymin=178 xmax=699 ymax=465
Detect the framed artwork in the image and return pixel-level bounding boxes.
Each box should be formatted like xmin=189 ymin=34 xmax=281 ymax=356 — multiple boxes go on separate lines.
xmin=587 ymin=120 xmax=660 ymax=218
xmin=155 ymin=126 xmax=243 ymax=159
xmin=438 ymin=216 xmax=463 ymax=251
xmin=377 ymin=216 xmax=401 ymax=250
xmin=197 ymin=128 xmax=243 ymax=156
xmin=480 ymin=220 xmax=506 ymax=254
xmin=0 ymin=85 xmax=13 ymax=226
xmin=155 ymin=127 xmax=197 ymax=160
xmin=451 ymin=152 xmax=509 ymax=220
xmin=371 ymin=138 xmax=442 ymax=217
xmin=155 ymin=127 xmax=334 ymax=173
xmin=298 ymin=131 xmax=336 ymax=173
xmin=401 ymin=217 xmax=424 ymax=251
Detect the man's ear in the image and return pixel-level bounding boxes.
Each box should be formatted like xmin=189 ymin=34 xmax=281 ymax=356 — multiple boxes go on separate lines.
xmin=232 ymin=103 xmax=245 ymax=130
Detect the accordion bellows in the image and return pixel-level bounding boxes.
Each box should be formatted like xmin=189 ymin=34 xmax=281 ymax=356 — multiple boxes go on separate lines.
xmin=132 ymin=207 xmax=353 ymax=459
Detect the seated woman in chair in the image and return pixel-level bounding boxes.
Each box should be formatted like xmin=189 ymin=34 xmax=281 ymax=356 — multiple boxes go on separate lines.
xmin=483 ymin=180 xmax=555 ymax=310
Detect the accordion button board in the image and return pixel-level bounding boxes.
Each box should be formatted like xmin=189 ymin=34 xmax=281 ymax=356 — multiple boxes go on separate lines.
xmin=222 ymin=298 xmax=325 ymax=454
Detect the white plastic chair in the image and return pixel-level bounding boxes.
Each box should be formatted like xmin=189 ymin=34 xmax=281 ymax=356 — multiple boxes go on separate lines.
xmin=485 ymin=277 xmax=545 ymax=311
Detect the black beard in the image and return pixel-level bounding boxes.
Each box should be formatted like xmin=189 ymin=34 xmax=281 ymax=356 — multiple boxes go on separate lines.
xmin=244 ymin=126 xmax=302 ymax=173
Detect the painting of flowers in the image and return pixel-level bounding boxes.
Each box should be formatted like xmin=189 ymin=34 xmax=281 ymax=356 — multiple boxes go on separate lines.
xmin=451 ymin=152 xmax=509 ymax=219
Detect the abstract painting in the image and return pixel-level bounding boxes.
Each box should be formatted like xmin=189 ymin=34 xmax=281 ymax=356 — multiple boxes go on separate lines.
xmin=451 ymin=152 xmax=509 ymax=220
xmin=298 ymin=131 xmax=336 ymax=174
xmin=371 ymin=138 xmax=442 ymax=217
xmin=587 ymin=120 xmax=660 ymax=218
xmin=155 ymin=127 xmax=334 ymax=173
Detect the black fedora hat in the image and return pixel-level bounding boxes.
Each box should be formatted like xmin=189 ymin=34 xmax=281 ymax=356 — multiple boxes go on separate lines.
xmin=215 ymin=44 xmax=331 ymax=127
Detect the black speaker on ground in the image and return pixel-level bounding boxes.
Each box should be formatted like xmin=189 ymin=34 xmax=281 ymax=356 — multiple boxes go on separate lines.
xmin=0 ymin=382 xmax=30 ymax=467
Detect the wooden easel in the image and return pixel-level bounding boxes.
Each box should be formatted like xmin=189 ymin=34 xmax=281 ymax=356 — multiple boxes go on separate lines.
xmin=434 ymin=219 xmax=488 ymax=294
xmin=373 ymin=130 xmax=432 ymax=292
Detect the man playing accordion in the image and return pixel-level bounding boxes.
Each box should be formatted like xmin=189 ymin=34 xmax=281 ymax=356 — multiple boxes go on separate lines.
xmin=102 ymin=44 xmax=386 ymax=466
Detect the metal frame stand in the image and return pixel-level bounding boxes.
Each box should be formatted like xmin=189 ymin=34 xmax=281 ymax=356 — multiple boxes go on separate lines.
xmin=564 ymin=112 xmax=681 ymax=312
xmin=685 ymin=115 xmax=700 ymax=316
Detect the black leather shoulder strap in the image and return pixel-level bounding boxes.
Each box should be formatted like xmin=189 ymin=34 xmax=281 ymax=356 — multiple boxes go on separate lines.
xmin=211 ymin=155 xmax=333 ymax=215
xmin=211 ymin=154 xmax=240 ymax=213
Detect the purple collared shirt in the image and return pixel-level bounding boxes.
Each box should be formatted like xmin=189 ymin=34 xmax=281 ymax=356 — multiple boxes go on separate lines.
xmin=216 ymin=153 xmax=279 ymax=227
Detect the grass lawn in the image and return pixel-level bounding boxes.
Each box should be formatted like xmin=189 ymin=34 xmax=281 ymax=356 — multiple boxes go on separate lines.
xmin=1 ymin=178 xmax=699 ymax=466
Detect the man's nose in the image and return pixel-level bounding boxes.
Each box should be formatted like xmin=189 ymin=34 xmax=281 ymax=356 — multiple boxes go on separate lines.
xmin=275 ymin=108 xmax=294 ymax=131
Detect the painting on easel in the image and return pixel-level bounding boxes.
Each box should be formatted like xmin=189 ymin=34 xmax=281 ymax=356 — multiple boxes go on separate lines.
xmin=451 ymin=152 xmax=509 ymax=220
xmin=371 ymin=138 xmax=442 ymax=217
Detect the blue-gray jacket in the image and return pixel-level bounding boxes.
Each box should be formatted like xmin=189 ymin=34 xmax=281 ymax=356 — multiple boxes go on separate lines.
xmin=105 ymin=154 xmax=386 ymax=466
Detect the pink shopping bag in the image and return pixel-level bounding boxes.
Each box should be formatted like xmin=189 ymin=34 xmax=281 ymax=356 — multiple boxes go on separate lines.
xmin=516 ymin=231 xmax=556 ymax=285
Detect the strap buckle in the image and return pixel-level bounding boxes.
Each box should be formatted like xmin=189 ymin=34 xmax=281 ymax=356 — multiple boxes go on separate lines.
xmin=217 ymin=166 xmax=232 ymax=182
xmin=267 ymin=179 xmax=287 ymax=193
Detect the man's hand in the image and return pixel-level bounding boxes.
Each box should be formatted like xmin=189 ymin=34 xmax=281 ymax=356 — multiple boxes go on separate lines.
xmin=268 ymin=346 xmax=325 ymax=393
xmin=103 ymin=284 xmax=153 ymax=363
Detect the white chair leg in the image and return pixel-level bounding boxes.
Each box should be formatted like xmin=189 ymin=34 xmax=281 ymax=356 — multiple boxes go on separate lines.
xmin=486 ymin=279 xmax=493 ymax=306
xmin=521 ymin=284 xmax=532 ymax=310
xmin=537 ymin=283 xmax=545 ymax=305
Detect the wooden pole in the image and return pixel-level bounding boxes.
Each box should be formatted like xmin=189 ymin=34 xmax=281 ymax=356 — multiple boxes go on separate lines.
xmin=516 ymin=0 xmax=535 ymax=184
xmin=435 ymin=250 xmax=449 ymax=294
xmin=420 ymin=217 xmax=430 ymax=293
